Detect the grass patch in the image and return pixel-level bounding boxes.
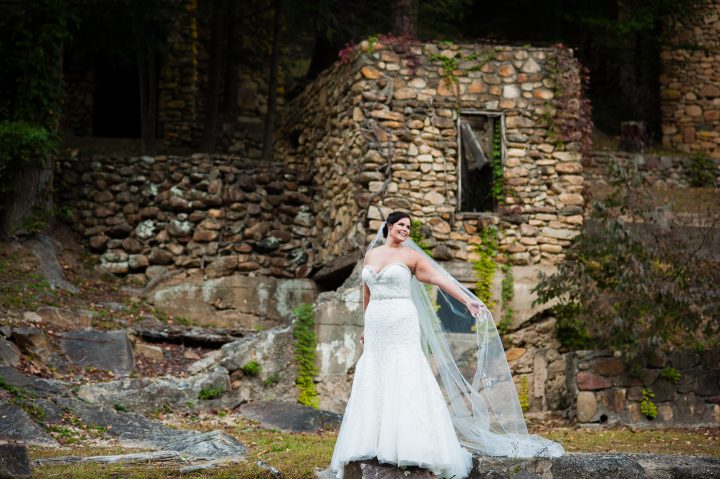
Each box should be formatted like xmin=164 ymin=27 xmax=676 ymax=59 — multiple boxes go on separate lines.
xmin=29 ymin=415 xmax=720 ymax=479
xmin=0 ymin=253 xmax=60 ymax=310
xmin=540 ymin=427 xmax=720 ymax=457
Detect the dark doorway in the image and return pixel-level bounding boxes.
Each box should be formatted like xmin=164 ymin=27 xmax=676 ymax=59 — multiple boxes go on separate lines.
xmin=93 ymin=59 xmax=141 ymax=138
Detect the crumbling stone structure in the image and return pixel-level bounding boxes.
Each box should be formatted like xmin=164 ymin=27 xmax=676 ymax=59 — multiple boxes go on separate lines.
xmin=278 ymin=38 xmax=589 ymax=268
xmin=59 ymin=153 xmax=315 ymax=283
xmin=661 ymin=0 xmax=720 ymax=157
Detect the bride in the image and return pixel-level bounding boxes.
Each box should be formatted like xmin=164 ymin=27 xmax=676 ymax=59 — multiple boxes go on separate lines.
xmin=329 ymin=211 xmax=564 ymax=478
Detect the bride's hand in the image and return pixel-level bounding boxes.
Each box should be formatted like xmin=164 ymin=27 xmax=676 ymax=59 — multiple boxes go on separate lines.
xmin=465 ymin=300 xmax=485 ymax=317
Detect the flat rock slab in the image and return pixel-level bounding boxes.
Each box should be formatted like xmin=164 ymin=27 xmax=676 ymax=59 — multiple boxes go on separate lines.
xmin=238 ymin=400 xmax=342 ymax=433
xmin=0 ymin=402 xmax=59 ymax=447
xmin=132 ymin=319 xmax=246 ymax=347
xmin=59 ymin=330 xmax=135 ymax=375
xmin=319 ymin=454 xmax=720 ymax=479
xmin=56 ymin=398 xmax=247 ymax=460
xmin=0 ymin=367 xmax=67 ymax=398
xmin=76 ymin=365 xmax=230 ymax=411
xmin=0 ymin=443 xmax=31 ymax=479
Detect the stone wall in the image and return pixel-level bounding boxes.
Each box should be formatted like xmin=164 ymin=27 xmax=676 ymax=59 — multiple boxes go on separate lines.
xmin=279 ymin=39 xmax=589 ymax=268
xmin=661 ymin=0 xmax=720 ymax=157
xmin=58 ymin=153 xmax=314 ymax=284
xmin=569 ymin=350 xmax=720 ymax=426
xmin=586 ymin=150 xmax=720 ymax=188
xmin=158 ymin=0 xmax=205 ymax=146
xmin=276 ymin=59 xmax=365 ymax=261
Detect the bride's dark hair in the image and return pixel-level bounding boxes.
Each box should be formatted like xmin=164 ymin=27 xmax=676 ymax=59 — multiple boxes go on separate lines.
xmin=382 ymin=211 xmax=411 ymax=238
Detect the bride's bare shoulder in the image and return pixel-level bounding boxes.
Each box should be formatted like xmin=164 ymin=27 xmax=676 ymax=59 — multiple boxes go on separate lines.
xmin=364 ymin=247 xmax=382 ymax=263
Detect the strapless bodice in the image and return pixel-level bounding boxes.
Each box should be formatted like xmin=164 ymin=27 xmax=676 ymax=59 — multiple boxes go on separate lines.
xmin=362 ymin=262 xmax=413 ymax=300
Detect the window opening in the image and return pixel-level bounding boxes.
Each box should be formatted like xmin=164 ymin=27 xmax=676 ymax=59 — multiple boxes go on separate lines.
xmin=458 ymin=113 xmax=504 ymax=213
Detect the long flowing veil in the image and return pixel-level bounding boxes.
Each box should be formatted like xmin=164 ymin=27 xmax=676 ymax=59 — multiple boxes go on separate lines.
xmin=365 ymin=226 xmax=564 ymax=457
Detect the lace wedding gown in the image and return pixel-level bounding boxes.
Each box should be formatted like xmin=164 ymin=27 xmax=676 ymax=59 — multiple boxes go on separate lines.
xmin=330 ymin=262 xmax=473 ymax=479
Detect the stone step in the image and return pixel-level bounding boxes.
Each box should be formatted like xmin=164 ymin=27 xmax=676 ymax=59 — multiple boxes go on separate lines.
xmin=315 ymin=454 xmax=720 ymax=479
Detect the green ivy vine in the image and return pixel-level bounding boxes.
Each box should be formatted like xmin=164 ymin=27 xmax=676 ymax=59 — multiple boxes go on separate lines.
xmin=472 ymin=226 xmax=499 ymax=310
xmin=491 ymin=119 xmax=505 ymax=204
xmin=518 ymin=375 xmax=530 ymax=412
xmin=499 ymin=262 xmax=514 ymax=334
xmin=292 ymin=304 xmax=320 ymax=408
xmin=430 ymin=47 xmax=497 ymax=87
xmin=473 ymin=226 xmax=515 ymax=333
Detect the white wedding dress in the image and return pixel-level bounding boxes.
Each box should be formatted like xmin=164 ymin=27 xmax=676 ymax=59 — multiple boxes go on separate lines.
xmin=330 ymin=262 xmax=473 ymax=479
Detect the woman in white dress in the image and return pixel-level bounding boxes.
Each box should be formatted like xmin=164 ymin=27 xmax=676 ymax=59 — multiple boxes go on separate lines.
xmin=330 ymin=211 xmax=564 ymax=479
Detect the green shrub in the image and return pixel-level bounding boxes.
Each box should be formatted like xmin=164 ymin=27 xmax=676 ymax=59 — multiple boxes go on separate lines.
xmin=660 ymin=367 xmax=681 ymax=383
xmin=688 ymin=154 xmax=716 ymax=187
xmin=534 ymin=162 xmax=720 ymax=360
xmin=640 ymin=388 xmax=657 ymax=419
xmin=198 ymin=385 xmax=225 ymax=400
xmin=241 ymin=360 xmax=262 ymax=376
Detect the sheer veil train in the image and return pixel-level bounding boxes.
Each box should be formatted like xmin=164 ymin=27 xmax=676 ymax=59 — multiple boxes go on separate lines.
xmin=365 ymin=225 xmax=564 ymax=458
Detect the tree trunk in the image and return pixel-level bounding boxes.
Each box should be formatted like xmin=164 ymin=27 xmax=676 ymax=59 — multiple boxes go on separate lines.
xmin=261 ymin=0 xmax=282 ymax=162
xmin=0 ymin=32 xmax=62 ymax=237
xmin=392 ymin=0 xmax=417 ymax=37
xmin=222 ymin=0 xmax=238 ymax=113
xmin=201 ymin=0 xmax=226 ymax=152
xmin=138 ymin=40 xmax=157 ymax=155
xmin=0 ymin=162 xmax=54 ymax=237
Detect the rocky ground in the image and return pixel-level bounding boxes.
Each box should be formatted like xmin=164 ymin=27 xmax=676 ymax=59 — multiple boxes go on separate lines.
xmin=1 ymin=224 xmax=719 ymax=478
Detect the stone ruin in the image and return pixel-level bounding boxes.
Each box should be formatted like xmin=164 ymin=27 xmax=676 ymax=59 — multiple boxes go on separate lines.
xmin=661 ymin=0 xmax=720 ymax=157
xmin=56 ymin=38 xmax=719 ymax=428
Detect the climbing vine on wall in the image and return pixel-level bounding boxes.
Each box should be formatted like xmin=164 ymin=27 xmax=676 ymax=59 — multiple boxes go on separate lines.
xmin=499 ymin=262 xmax=514 ymax=333
xmin=491 ymin=118 xmax=505 ymax=204
xmin=472 ymin=225 xmax=499 ymax=310
xmin=292 ymin=304 xmax=319 ymax=408
xmin=473 ymin=225 xmax=515 ymax=331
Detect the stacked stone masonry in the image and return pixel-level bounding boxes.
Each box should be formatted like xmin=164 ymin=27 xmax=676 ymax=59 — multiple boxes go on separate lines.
xmin=570 ymin=350 xmax=720 ymax=426
xmin=587 ymin=150 xmax=720 ymax=189
xmin=661 ymin=0 xmax=720 ymax=157
xmin=278 ymin=39 xmax=588 ymax=266
xmin=59 ymin=154 xmax=315 ymax=284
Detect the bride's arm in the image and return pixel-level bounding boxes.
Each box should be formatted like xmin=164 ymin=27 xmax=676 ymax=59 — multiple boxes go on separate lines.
xmin=361 ymin=282 xmax=369 ymax=344
xmin=363 ymin=282 xmax=370 ymax=312
xmin=413 ymin=253 xmax=483 ymax=315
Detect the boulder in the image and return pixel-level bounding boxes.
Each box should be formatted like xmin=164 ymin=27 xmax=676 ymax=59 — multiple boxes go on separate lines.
xmin=321 ymin=453 xmax=720 ymax=479
xmin=215 ymin=327 xmax=297 ymax=404
xmin=10 ymin=328 xmax=53 ymax=359
xmin=55 ymin=398 xmax=247 ymax=461
xmin=237 ymin=400 xmax=341 ymax=433
xmin=0 ymin=401 xmax=59 ymax=447
xmin=76 ymin=365 xmax=230 ymax=412
xmin=0 ymin=338 xmax=20 ymax=367
xmin=146 ymin=274 xmax=317 ymax=330
xmin=0 ymin=367 xmax=68 ymax=398
xmin=59 ymin=330 xmax=135 ymax=375
xmin=0 ymin=443 xmax=31 ymax=479
xmin=34 ymin=306 xmax=92 ymax=330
